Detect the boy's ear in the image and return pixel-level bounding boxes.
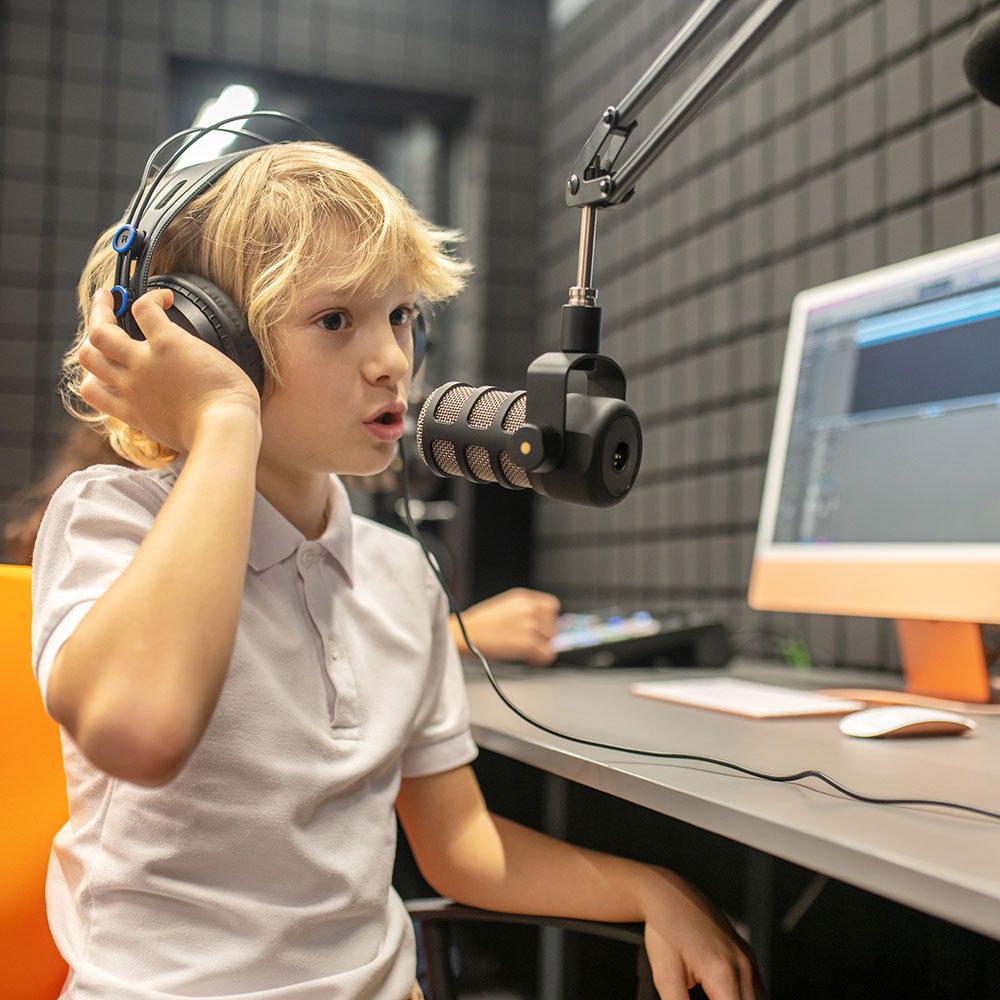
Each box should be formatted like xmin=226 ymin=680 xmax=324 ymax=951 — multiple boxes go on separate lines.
xmin=147 ymin=273 xmax=265 ymax=396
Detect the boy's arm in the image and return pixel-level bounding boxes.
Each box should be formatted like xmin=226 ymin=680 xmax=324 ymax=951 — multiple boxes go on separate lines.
xmin=47 ymin=290 xmax=262 ymax=786
xmin=397 ymin=765 xmax=759 ymax=1000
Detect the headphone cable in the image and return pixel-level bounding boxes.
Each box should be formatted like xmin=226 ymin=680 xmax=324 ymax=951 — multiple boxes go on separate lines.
xmin=397 ymin=446 xmax=1000 ymax=824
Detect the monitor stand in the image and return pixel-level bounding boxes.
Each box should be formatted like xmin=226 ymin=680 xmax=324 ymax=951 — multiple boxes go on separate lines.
xmin=895 ymin=620 xmax=993 ymax=702
xmin=820 ymin=619 xmax=1000 ymax=713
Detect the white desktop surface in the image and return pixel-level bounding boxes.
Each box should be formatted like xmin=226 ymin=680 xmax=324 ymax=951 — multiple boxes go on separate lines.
xmin=464 ymin=659 xmax=1000 ymax=940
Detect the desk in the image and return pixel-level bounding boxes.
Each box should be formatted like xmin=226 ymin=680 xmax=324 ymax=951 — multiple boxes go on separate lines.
xmin=465 ymin=660 xmax=1000 ymax=945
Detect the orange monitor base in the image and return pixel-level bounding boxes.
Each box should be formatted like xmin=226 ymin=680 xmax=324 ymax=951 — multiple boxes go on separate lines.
xmin=820 ymin=619 xmax=999 ymax=712
xmin=894 ymin=619 xmax=992 ymax=703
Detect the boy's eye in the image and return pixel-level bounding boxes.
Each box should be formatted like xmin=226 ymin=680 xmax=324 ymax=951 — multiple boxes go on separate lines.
xmin=391 ymin=306 xmax=417 ymax=327
xmin=320 ymin=311 xmax=348 ymax=332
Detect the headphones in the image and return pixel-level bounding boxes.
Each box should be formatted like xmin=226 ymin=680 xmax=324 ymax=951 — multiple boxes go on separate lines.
xmin=109 ymin=111 xmax=427 ymax=396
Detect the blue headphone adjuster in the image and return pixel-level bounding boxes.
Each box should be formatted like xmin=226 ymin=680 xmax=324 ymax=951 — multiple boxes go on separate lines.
xmin=110 ymin=285 xmax=130 ymax=317
xmin=111 ymin=224 xmax=142 ymax=255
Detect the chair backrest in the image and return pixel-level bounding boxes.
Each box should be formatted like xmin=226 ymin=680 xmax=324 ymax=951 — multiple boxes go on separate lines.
xmin=0 ymin=564 xmax=69 ymax=996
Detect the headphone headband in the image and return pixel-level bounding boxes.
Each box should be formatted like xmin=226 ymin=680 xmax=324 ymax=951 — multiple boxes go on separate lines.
xmin=112 ymin=149 xmax=257 ymax=328
xmin=111 ymin=111 xmax=321 ymax=322
xmin=108 ymin=112 xmax=428 ymax=388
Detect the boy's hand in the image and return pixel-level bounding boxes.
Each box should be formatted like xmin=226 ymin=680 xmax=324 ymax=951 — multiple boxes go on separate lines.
xmin=79 ymin=288 xmax=261 ymax=453
xmin=454 ymin=588 xmax=561 ymax=666
xmin=640 ymin=867 xmax=762 ymax=999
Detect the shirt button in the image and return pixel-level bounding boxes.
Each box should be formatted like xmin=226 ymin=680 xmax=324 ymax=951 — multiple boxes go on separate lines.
xmin=300 ymin=546 xmax=317 ymax=568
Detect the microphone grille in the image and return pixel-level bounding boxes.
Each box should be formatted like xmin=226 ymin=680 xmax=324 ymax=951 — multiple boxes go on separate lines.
xmin=417 ymin=382 xmax=530 ymax=488
xmin=465 ymin=389 xmax=510 ymax=483
xmin=468 ymin=389 xmax=509 ymax=428
xmin=421 ymin=383 xmax=473 ymax=477
xmin=500 ymin=450 xmax=529 ymax=488
xmin=465 ymin=389 xmax=530 ymax=487
xmin=502 ymin=393 xmax=527 ymax=431
xmin=467 ymin=445 xmax=495 ymax=482
xmin=431 ymin=439 xmax=461 ymax=476
xmin=462 ymin=390 xmax=509 ymax=483
xmin=433 ymin=383 xmax=474 ymax=423
xmin=498 ymin=393 xmax=529 ymax=487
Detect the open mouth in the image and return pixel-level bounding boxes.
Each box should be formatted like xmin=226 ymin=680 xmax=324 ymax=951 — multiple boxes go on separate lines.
xmin=364 ymin=406 xmax=405 ymax=440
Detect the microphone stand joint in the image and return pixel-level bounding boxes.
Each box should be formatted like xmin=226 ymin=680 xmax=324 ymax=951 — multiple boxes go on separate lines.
xmin=568 ymin=285 xmax=598 ymax=307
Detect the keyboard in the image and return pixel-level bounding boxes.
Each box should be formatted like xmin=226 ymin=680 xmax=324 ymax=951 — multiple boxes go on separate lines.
xmin=630 ymin=677 xmax=865 ymax=718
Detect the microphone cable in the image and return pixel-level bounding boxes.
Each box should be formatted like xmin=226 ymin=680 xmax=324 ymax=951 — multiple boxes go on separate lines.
xmin=397 ymin=446 xmax=1000 ymax=824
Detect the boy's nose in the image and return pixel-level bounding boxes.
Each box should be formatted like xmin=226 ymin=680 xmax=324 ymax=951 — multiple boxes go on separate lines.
xmin=365 ymin=323 xmax=411 ymax=384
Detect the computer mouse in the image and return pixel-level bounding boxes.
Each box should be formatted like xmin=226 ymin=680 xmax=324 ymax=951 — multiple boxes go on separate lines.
xmin=838 ymin=706 xmax=976 ymax=739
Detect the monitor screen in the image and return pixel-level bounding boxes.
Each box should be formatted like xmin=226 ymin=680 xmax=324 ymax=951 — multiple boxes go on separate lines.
xmin=773 ymin=249 xmax=1000 ymax=546
xmin=749 ymin=234 xmax=1000 ymax=701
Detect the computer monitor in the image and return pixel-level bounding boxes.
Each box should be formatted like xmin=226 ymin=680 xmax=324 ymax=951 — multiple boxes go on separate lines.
xmin=749 ymin=233 xmax=1000 ymax=704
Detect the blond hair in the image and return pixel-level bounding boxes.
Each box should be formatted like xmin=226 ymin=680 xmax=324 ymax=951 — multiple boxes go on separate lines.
xmin=62 ymin=141 xmax=472 ymax=467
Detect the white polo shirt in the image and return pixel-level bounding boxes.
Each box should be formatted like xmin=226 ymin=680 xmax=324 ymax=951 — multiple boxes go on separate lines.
xmin=31 ymin=463 xmax=478 ymax=1000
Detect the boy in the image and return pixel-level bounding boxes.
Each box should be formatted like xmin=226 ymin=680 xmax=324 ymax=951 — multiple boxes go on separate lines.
xmin=32 ymin=140 xmax=758 ymax=999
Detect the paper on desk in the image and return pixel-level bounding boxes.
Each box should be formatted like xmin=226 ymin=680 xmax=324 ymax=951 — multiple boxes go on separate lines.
xmin=630 ymin=677 xmax=865 ymax=719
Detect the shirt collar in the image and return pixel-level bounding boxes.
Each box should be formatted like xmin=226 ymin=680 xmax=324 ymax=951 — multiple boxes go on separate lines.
xmin=317 ymin=475 xmax=355 ymax=583
xmin=248 ymin=475 xmax=355 ymax=584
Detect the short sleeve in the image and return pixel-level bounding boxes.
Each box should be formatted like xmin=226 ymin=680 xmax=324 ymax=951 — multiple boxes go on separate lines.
xmin=30 ymin=466 xmax=167 ymax=713
xmin=399 ymin=559 xmax=478 ymax=779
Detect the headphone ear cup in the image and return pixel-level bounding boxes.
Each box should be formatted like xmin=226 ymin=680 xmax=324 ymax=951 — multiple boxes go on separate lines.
xmin=412 ymin=308 xmax=427 ymax=375
xmin=148 ymin=273 xmax=265 ymax=396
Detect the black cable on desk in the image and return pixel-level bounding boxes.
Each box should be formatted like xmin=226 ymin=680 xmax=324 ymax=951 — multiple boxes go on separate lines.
xmin=397 ymin=449 xmax=1000 ymax=824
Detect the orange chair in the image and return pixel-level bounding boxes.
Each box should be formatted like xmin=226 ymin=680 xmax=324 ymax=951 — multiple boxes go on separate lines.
xmin=0 ymin=564 xmax=69 ymax=997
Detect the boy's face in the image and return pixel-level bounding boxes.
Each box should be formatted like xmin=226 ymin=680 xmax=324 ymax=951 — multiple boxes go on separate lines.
xmin=257 ymin=266 xmax=416 ymax=481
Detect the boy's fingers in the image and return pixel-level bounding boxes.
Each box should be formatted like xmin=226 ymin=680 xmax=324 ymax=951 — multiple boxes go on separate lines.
xmin=90 ymin=287 xmax=120 ymax=326
xmin=531 ymin=644 xmax=557 ymax=667
xmin=79 ymin=373 xmax=123 ymax=419
xmin=654 ymin=962 xmax=690 ymax=1000
xmin=130 ymin=289 xmax=176 ymax=340
xmin=533 ymin=618 xmax=557 ymax=641
xmin=699 ymin=962 xmax=742 ymax=1000
xmin=87 ymin=320 xmax=137 ymax=366
xmin=79 ymin=339 xmax=124 ymax=384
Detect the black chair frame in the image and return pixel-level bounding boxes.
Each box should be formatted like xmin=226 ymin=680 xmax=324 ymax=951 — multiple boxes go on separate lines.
xmin=407 ymin=897 xmax=656 ymax=1000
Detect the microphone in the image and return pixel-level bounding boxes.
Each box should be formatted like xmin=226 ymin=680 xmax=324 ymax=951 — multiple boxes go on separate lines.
xmin=965 ymin=12 xmax=1000 ymax=106
xmin=416 ymin=381 xmax=642 ymax=508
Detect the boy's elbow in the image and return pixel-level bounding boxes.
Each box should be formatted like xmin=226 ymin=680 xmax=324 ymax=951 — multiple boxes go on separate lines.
xmin=410 ymin=850 xmax=482 ymax=907
xmin=418 ymin=866 xmax=491 ymax=911
xmin=76 ymin=705 xmax=198 ymax=786
xmin=49 ymin=645 xmax=207 ymax=786
xmin=52 ymin=676 xmax=197 ymax=788
xmin=415 ymin=868 xmax=455 ymax=904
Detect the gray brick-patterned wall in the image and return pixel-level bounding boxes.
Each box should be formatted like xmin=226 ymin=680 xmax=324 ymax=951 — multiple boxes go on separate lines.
xmin=6 ymin=0 xmax=1000 ymax=672
xmin=0 ymin=0 xmax=545 ymax=572
xmin=535 ymin=0 xmax=1000 ymax=672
